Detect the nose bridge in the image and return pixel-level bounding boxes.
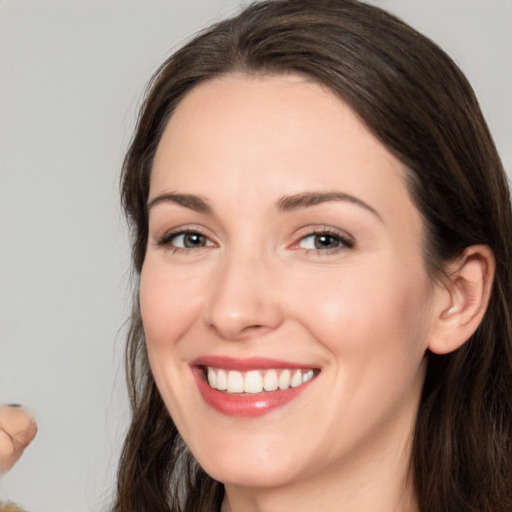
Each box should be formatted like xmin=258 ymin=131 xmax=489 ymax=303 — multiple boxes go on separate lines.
xmin=203 ymin=244 xmax=282 ymax=340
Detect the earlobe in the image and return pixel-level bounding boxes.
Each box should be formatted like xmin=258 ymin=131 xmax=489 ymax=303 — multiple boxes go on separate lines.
xmin=428 ymin=245 xmax=495 ymax=355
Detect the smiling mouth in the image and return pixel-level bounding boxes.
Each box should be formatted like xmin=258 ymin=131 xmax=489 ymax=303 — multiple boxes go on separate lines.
xmin=201 ymin=366 xmax=319 ymax=395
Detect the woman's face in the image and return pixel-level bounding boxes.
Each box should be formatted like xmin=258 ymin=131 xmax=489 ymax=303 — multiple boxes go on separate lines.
xmin=141 ymin=74 xmax=442 ymax=491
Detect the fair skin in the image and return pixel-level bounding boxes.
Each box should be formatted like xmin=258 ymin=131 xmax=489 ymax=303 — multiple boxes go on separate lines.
xmin=0 ymin=406 xmax=37 ymax=475
xmin=140 ymin=74 xmax=493 ymax=511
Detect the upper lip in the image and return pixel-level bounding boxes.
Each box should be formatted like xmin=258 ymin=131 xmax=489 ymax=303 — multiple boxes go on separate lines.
xmin=191 ymin=355 xmax=318 ymax=371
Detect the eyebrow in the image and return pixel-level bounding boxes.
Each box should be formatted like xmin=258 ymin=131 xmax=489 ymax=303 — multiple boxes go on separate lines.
xmin=147 ymin=190 xmax=381 ymax=220
xmin=278 ymin=191 xmax=382 ymax=220
xmin=147 ymin=192 xmax=212 ymax=214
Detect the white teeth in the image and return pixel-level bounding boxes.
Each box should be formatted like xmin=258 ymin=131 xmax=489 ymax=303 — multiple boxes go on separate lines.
xmin=207 ymin=367 xmax=216 ymax=388
xmin=244 ymin=370 xmax=263 ymax=393
xmin=216 ymin=369 xmax=227 ymax=391
xmin=263 ymin=369 xmax=278 ymax=391
xmin=206 ymin=367 xmax=316 ymax=394
xmin=290 ymin=370 xmax=302 ymax=388
xmin=302 ymin=369 xmax=314 ymax=383
xmin=278 ymin=369 xmax=291 ymax=390
xmin=227 ymin=371 xmax=244 ymax=393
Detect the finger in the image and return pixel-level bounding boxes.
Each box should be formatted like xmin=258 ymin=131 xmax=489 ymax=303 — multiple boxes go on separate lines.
xmin=0 ymin=406 xmax=37 ymax=474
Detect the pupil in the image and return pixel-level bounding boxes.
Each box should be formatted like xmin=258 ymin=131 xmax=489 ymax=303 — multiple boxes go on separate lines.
xmin=184 ymin=233 xmax=203 ymax=247
xmin=315 ymin=235 xmax=338 ymax=249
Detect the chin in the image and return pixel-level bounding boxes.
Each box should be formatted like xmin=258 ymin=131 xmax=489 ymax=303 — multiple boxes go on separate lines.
xmin=193 ymin=440 xmax=303 ymax=489
xmin=204 ymin=461 xmax=298 ymax=489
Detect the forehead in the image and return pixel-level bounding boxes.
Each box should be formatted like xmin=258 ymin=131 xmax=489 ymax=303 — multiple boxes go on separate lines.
xmin=153 ymin=74 xmax=394 ymax=178
xmin=150 ymin=73 xmax=419 ymax=231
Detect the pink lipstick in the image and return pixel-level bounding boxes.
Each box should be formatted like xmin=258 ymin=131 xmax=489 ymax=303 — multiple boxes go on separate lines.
xmin=191 ymin=356 xmax=319 ymax=417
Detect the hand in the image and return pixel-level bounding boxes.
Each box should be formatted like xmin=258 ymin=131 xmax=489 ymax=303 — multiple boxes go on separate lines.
xmin=0 ymin=405 xmax=37 ymax=475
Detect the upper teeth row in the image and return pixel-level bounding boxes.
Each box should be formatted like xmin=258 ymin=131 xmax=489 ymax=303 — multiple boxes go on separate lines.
xmin=206 ymin=367 xmax=315 ymax=394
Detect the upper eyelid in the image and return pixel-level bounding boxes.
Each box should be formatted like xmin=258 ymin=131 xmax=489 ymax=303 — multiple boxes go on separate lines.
xmin=156 ymin=226 xmax=215 ymax=245
xmin=293 ymin=225 xmax=354 ymax=243
xmin=298 ymin=233 xmax=354 ymax=251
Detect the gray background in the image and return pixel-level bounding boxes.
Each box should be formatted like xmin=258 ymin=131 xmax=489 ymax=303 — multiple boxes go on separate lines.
xmin=1 ymin=1 xmax=510 ymax=510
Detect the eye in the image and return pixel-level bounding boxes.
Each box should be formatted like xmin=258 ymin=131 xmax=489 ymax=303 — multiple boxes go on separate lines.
xmin=297 ymin=230 xmax=354 ymax=252
xmin=158 ymin=230 xmax=214 ymax=250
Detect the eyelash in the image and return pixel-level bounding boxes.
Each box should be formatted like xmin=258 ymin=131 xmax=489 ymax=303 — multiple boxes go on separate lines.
xmin=294 ymin=228 xmax=354 ymax=254
xmin=156 ymin=227 xmax=355 ymax=255
xmin=157 ymin=229 xmax=214 ymax=253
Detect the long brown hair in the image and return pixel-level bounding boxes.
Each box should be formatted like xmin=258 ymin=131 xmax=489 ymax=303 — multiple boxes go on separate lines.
xmin=115 ymin=1 xmax=512 ymax=510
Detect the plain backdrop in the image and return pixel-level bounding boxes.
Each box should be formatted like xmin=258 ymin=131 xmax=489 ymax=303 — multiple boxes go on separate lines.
xmin=0 ymin=1 xmax=510 ymax=510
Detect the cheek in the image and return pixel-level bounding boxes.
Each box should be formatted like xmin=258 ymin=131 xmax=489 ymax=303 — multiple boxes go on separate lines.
xmin=139 ymin=257 xmax=205 ymax=349
xmin=139 ymin=259 xmax=204 ymax=419
xmin=290 ymin=259 xmax=432 ymax=431
xmin=286 ymin=257 xmax=432 ymax=362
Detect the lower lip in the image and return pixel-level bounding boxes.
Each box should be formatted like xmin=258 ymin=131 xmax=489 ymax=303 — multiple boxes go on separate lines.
xmin=193 ymin=368 xmax=314 ymax=418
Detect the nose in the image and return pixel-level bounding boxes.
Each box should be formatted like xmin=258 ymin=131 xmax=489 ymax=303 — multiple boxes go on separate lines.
xmin=203 ymin=250 xmax=283 ymax=341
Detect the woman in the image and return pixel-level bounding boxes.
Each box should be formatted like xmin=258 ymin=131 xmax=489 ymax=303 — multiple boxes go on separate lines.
xmin=114 ymin=0 xmax=512 ymax=510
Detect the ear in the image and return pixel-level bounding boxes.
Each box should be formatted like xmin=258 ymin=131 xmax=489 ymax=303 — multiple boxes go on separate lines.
xmin=428 ymin=245 xmax=495 ymax=355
